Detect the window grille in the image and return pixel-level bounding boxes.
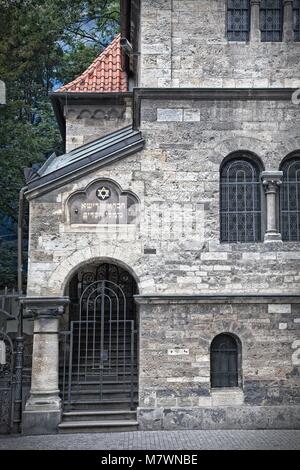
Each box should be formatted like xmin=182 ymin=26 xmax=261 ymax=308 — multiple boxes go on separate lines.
xmin=211 ymin=334 xmax=239 ymax=388
xmin=227 ymin=0 xmax=250 ymax=41
xmin=260 ymin=0 xmax=283 ymax=42
xmin=294 ymin=0 xmax=300 ymax=41
xmin=220 ymin=156 xmax=262 ymax=243
xmin=280 ymin=158 xmax=300 ymax=241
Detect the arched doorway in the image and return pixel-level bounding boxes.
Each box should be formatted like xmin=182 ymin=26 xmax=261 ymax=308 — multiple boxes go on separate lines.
xmin=59 ymin=261 xmax=138 ymax=422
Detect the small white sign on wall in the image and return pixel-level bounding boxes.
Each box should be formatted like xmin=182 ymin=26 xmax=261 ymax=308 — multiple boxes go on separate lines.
xmin=0 ymin=340 xmax=6 ymax=364
xmin=168 ymin=348 xmax=189 ymax=356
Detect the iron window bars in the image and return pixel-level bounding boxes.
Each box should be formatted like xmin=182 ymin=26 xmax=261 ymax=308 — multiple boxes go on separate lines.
xmin=211 ymin=334 xmax=239 ymax=388
xmin=280 ymin=158 xmax=300 ymax=241
xmin=227 ymin=0 xmax=251 ymax=41
xmin=294 ymin=0 xmax=300 ymax=41
xmin=260 ymin=0 xmax=283 ymax=42
xmin=220 ymin=157 xmax=262 ymax=243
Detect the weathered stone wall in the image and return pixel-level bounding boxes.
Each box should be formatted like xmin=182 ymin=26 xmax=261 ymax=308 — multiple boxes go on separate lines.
xmin=137 ymin=300 xmax=300 ymax=429
xmin=65 ymin=99 xmax=132 ymax=152
xmin=139 ymin=0 xmax=300 ymax=88
xmin=27 ymin=97 xmax=300 ymax=296
xmin=26 ymin=96 xmax=300 ymax=428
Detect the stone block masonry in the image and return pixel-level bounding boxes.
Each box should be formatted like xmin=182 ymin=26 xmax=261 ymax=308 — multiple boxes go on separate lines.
xmin=139 ymin=0 xmax=300 ymax=88
xmin=136 ymin=300 xmax=300 ymax=430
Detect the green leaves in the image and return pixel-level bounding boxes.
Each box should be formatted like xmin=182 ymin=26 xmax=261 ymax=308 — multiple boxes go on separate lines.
xmin=0 ymin=0 xmax=120 ymax=287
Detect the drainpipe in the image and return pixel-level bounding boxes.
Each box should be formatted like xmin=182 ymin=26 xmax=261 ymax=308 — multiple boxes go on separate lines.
xmin=18 ymin=186 xmax=28 ymax=296
xmin=14 ymin=185 xmax=28 ymax=431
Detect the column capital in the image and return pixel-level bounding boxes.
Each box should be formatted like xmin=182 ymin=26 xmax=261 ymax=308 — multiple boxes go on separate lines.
xmin=261 ymin=171 xmax=283 ymax=193
xmin=20 ymin=296 xmax=70 ymax=319
xmin=250 ymin=0 xmax=261 ymax=4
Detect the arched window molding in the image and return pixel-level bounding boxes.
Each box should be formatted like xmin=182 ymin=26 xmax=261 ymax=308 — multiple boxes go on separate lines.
xmin=220 ymin=154 xmax=263 ymax=243
xmin=280 ymin=155 xmax=300 ymax=241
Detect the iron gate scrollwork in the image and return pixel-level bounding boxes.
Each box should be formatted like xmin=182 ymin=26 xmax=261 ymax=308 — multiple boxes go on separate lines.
xmin=0 ymin=331 xmax=14 ymax=434
xmin=60 ymin=265 xmax=137 ymax=410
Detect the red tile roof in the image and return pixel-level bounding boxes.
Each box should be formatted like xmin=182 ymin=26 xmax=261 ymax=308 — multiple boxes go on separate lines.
xmin=56 ymin=34 xmax=128 ymax=93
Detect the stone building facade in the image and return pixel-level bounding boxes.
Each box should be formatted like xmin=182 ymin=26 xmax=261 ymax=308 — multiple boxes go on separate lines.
xmin=22 ymin=1 xmax=300 ymax=434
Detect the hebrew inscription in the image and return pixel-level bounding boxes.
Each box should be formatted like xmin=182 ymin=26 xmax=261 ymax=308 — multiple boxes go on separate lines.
xmin=67 ymin=180 xmax=139 ymax=225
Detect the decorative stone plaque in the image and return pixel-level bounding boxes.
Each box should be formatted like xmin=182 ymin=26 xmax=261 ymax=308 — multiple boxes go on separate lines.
xmin=67 ymin=180 xmax=139 ymax=225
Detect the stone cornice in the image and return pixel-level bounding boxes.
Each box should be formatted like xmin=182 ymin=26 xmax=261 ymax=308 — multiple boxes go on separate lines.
xmin=134 ymin=294 xmax=300 ymax=305
xmin=133 ymin=88 xmax=297 ymax=129
xmin=20 ymin=296 xmax=70 ymax=318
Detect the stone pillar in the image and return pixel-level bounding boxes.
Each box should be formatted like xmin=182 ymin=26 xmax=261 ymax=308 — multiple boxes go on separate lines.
xmin=283 ymin=0 xmax=294 ymax=42
xmin=261 ymin=171 xmax=283 ymax=242
xmin=250 ymin=0 xmax=261 ymax=42
xmin=21 ymin=296 xmax=69 ymax=435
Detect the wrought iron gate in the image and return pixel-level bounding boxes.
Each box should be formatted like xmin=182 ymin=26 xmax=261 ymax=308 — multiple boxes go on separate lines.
xmin=0 ymin=331 xmax=14 ymax=434
xmin=60 ymin=268 xmax=137 ymax=410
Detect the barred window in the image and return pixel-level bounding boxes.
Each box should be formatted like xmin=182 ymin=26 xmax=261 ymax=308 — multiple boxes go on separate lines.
xmin=260 ymin=0 xmax=283 ymax=42
xmin=294 ymin=0 xmax=300 ymax=41
xmin=280 ymin=157 xmax=300 ymax=241
xmin=211 ymin=334 xmax=240 ymax=388
xmin=220 ymin=155 xmax=262 ymax=243
xmin=227 ymin=0 xmax=250 ymax=41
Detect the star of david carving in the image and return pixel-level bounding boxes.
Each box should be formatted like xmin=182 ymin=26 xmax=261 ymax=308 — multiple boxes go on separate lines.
xmin=96 ymin=186 xmax=111 ymax=200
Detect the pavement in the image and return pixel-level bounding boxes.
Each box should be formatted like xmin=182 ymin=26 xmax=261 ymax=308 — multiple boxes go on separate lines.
xmin=0 ymin=430 xmax=299 ymax=450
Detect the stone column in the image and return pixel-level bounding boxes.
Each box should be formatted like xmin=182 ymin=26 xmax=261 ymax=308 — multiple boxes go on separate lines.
xmin=283 ymin=0 xmax=294 ymax=42
xmin=21 ymin=296 xmax=69 ymax=435
xmin=261 ymin=171 xmax=283 ymax=242
xmin=250 ymin=0 xmax=261 ymax=42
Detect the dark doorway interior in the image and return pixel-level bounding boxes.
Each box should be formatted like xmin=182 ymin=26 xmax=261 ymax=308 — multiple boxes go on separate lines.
xmin=59 ymin=262 xmax=138 ymax=425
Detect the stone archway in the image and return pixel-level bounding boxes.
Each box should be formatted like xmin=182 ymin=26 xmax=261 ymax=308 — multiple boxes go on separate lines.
xmin=58 ymin=260 xmax=139 ymax=432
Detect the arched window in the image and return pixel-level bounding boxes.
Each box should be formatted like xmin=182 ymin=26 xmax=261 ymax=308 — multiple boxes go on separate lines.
xmin=211 ymin=334 xmax=240 ymax=388
xmin=220 ymin=155 xmax=262 ymax=243
xmin=227 ymin=0 xmax=250 ymax=41
xmin=280 ymin=156 xmax=300 ymax=241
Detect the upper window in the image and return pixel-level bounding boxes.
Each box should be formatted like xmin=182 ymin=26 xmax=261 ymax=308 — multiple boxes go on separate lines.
xmin=220 ymin=155 xmax=262 ymax=243
xmin=294 ymin=0 xmax=300 ymax=41
xmin=260 ymin=0 xmax=283 ymax=42
xmin=227 ymin=0 xmax=251 ymax=41
xmin=280 ymin=157 xmax=300 ymax=241
xmin=211 ymin=334 xmax=240 ymax=388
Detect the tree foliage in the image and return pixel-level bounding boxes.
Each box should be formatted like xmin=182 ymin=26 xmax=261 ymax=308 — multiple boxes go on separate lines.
xmin=0 ymin=0 xmax=120 ymax=287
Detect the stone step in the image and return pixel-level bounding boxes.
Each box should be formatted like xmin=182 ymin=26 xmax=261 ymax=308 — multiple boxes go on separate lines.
xmin=59 ymin=367 xmax=138 ymax=383
xmin=62 ymin=389 xmax=138 ymax=400
xmin=64 ymin=361 xmax=137 ymax=368
xmin=64 ymin=399 xmax=138 ymax=411
xmin=62 ymin=410 xmax=137 ymax=422
xmin=58 ymin=420 xmax=139 ymax=433
xmin=62 ymin=383 xmax=137 ymax=392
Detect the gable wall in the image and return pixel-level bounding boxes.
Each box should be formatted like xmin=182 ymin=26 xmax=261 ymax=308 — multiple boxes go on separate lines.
xmin=64 ymin=98 xmax=132 ymax=152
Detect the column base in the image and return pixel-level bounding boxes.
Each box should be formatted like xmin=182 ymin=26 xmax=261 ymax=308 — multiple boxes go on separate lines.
xmin=264 ymin=232 xmax=282 ymax=242
xmin=22 ymin=392 xmax=62 ymax=435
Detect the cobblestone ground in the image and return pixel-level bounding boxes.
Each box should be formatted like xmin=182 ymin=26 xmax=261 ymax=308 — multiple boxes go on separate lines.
xmin=0 ymin=430 xmax=299 ymax=450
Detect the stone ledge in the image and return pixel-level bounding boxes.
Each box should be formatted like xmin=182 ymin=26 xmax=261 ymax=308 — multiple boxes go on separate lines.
xmin=134 ymin=294 xmax=300 ymax=305
xmin=137 ymin=406 xmax=300 ymax=430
